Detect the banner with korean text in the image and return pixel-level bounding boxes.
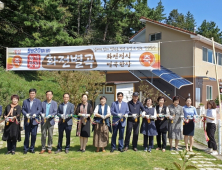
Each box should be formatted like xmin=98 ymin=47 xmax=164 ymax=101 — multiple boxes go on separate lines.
xmin=6 ymin=43 xmax=160 ymax=71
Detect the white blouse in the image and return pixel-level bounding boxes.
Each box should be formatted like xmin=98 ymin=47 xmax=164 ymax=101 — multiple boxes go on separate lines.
xmin=94 ymin=105 xmax=111 ymax=116
xmin=206 ymin=109 xmax=217 ymax=124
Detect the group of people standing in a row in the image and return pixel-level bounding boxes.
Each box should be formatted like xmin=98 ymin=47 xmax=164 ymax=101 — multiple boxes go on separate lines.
xmin=0 ymin=89 xmax=218 ymax=155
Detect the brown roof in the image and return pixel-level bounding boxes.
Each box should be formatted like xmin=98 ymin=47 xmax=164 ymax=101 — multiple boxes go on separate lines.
xmin=106 ymin=81 xmax=139 ymax=85
xmin=130 ymin=16 xmax=197 ymax=40
xmin=129 ymin=27 xmax=146 ymax=40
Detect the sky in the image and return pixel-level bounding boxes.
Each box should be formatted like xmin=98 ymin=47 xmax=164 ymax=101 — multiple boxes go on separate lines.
xmin=148 ymin=0 xmax=222 ymax=31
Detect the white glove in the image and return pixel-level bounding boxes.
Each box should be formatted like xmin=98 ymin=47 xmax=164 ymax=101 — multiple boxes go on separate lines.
xmin=132 ymin=114 xmax=137 ymax=118
xmin=61 ymin=114 xmax=65 ymax=119
xmin=150 ymin=116 xmax=155 ymax=119
xmin=33 ymin=114 xmax=36 ymax=118
xmin=169 ymin=116 xmax=173 ymax=120
xmin=158 ymin=114 xmax=163 ymax=117
xmin=141 ymin=111 xmax=146 ymax=118
xmin=47 ymin=115 xmax=51 ymax=118
xmin=124 ymin=114 xmax=128 ymax=118
xmin=81 ymin=114 xmax=86 ymax=117
xmin=100 ymin=115 xmax=105 ymax=119
xmin=118 ymin=114 xmax=122 ymax=118
xmin=26 ymin=114 xmax=30 ymax=118
xmin=145 ymin=115 xmax=149 ymax=119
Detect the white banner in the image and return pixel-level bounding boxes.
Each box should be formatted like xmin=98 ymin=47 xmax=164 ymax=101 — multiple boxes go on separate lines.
xmin=6 ymin=43 xmax=160 ymax=71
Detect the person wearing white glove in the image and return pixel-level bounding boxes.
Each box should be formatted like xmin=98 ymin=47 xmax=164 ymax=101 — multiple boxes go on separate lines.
xmin=75 ymin=94 xmax=93 ymax=153
xmin=22 ymin=88 xmax=42 ymax=154
xmin=124 ymin=114 xmax=128 ymax=118
xmin=155 ymin=96 xmax=170 ymax=152
xmin=124 ymin=92 xmax=145 ymax=152
xmin=56 ymin=93 xmax=74 ymax=154
xmin=40 ymin=90 xmax=58 ymax=154
xmin=93 ymin=96 xmax=111 ymax=152
xmin=141 ymin=97 xmax=158 ymax=152
xmin=110 ymin=92 xmax=129 ymax=153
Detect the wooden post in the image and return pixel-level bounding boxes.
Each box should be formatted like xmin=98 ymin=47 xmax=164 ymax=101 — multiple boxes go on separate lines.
xmin=212 ymin=37 xmax=222 ymax=120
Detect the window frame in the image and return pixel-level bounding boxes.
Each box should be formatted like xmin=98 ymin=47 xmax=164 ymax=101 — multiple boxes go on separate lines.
xmin=206 ymin=85 xmax=213 ymax=101
xmin=105 ymin=85 xmax=114 ymax=94
xmin=149 ymin=32 xmax=162 ymax=42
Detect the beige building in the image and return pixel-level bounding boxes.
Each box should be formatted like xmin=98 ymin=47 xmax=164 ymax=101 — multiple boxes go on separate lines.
xmin=105 ymin=16 xmax=222 ymax=107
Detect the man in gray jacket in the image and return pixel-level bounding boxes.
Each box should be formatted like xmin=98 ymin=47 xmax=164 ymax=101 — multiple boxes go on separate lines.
xmin=55 ymin=93 xmax=74 ymax=154
xmin=40 ymin=91 xmax=57 ymax=154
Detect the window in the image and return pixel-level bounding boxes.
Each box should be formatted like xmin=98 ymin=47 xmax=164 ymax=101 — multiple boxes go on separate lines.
xmin=149 ymin=32 xmax=161 ymax=41
xmin=206 ymin=85 xmax=213 ymax=100
xmin=218 ymin=53 xmax=222 ymax=65
xmin=105 ymin=86 xmax=113 ymax=93
xmin=202 ymin=47 xmax=216 ymax=64
xmin=203 ymin=47 xmax=207 ymax=61
xmin=208 ymin=49 xmax=213 ymax=63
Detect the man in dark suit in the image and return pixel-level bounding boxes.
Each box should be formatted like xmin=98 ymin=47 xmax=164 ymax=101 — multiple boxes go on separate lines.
xmin=110 ymin=92 xmax=129 ymax=152
xmin=124 ymin=92 xmax=145 ymax=151
xmin=39 ymin=91 xmax=58 ymax=154
xmin=55 ymin=93 xmax=74 ymax=154
xmin=22 ymin=89 xmax=42 ymax=154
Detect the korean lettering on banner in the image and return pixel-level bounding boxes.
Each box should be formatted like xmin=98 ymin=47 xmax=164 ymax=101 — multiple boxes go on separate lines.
xmin=42 ymin=49 xmax=97 ymax=69
xmin=106 ymin=46 xmax=134 ymax=68
xmin=28 ymin=54 xmax=41 ymax=69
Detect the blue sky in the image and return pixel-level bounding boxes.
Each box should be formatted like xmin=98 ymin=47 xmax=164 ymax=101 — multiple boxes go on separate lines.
xmin=148 ymin=0 xmax=222 ymax=31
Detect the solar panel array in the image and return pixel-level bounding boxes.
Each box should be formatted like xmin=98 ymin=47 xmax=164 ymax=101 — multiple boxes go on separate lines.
xmin=151 ymin=66 xmax=193 ymax=89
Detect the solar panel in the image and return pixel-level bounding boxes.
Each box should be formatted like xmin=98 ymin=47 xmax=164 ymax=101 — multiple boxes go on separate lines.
xmin=151 ymin=66 xmax=193 ymax=89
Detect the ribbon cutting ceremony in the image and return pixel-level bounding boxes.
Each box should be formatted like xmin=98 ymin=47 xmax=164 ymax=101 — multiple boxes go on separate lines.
xmin=0 ymin=0 xmax=222 ymax=169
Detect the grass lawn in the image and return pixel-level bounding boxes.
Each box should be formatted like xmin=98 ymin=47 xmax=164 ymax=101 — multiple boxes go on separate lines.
xmin=0 ymin=125 xmax=222 ymax=170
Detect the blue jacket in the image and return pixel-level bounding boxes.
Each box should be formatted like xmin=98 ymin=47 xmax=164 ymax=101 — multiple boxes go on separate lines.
xmin=22 ymin=98 xmax=42 ymax=126
xmin=57 ymin=102 xmax=74 ymax=126
xmin=0 ymin=105 xmax=2 ymax=117
xmin=41 ymin=100 xmax=58 ymax=126
xmin=111 ymin=101 xmax=129 ymax=127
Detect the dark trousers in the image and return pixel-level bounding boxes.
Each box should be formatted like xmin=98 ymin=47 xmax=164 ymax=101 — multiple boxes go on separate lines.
xmin=124 ymin=120 xmax=140 ymax=148
xmin=7 ymin=140 xmax=17 ymax=152
xmin=57 ymin=124 xmax=72 ymax=150
xmin=206 ymin=123 xmax=217 ymax=150
xmin=24 ymin=124 xmax=38 ymax=151
xmin=156 ymin=131 xmax=167 ymax=149
xmin=111 ymin=122 xmax=125 ymax=150
xmin=143 ymin=135 xmax=153 ymax=149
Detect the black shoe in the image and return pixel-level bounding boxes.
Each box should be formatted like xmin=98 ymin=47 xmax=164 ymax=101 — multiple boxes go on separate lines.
xmin=23 ymin=151 xmax=27 ymax=154
xmin=118 ymin=149 xmax=124 ymax=152
xmin=65 ymin=150 xmax=69 ymax=154
xmin=30 ymin=150 xmax=35 ymax=154
xmin=77 ymin=149 xmax=83 ymax=152
xmin=110 ymin=148 xmax=115 ymax=153
xmin=5 ymin=151 xmax=11 ymax=155
xmin=133 ymin=148 xmax=138 ymax=152
xmin=11 ymin=151 xmax=15 ymax=155
xmin=55 ymin=150 xmax=61 ymax=154
xmin=82 ymin=150 xmax=85 ymax=152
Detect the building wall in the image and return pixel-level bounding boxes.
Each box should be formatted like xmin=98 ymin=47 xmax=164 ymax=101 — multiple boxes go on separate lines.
xmin=145 ymin=22 xmax=194 ymax=77
xmin=194 ymin=41 xmax=222 ymax=78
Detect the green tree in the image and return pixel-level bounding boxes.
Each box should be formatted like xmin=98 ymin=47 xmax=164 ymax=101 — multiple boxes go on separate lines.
xmin=165 ymin=9 xmax=185 ymax=29
xmin=197 ymin=20 xmax=222 ymax=44
xmin=184 ymin=11 xmax=196 ymax=32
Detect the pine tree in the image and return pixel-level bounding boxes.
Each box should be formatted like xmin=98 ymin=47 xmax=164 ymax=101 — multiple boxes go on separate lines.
xmin=197 ymin=20 xmax=222 ymax=44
